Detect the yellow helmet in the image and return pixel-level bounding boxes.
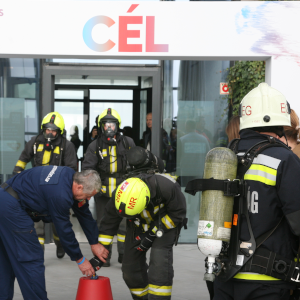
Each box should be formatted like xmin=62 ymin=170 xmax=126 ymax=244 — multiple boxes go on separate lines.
xmin=41 ymin=112 xmax=65 ymax=140
xmin=98 ymin=108 xmax=121 ymax=138
xmin=115 ymin=178 xmax=150 ymax=218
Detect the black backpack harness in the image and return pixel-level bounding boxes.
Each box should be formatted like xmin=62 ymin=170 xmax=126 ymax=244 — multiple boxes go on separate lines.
xmin=95 ymin=134 xmax=130 ymax=180
xmin=33 ymin=134 xmax=66 ymax=167
xmin=185 ymin=136 xmax=300 ymax=284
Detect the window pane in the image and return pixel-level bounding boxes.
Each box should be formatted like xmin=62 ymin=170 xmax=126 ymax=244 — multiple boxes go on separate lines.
xmin=55 ymin=75 xmax=138 ymax=86
xmin=9 ymin=58 xmax=36 ymax=78
xmin=90 ymin=89 xmax=133 ymax=100
xmin=25 ymin=100 xmax=38 ymax=133
xmin=14 ymin=82 xmax=36 ymax=99
xmin=163 ymin=60 xmax=230 ymax=243
xmin=0 ymin=98 xmax=25 ymax=182
xmin=55 ymin=90 xmax=84 ymax=100
xmin=54 ymin=102 xmax=84 ymax=160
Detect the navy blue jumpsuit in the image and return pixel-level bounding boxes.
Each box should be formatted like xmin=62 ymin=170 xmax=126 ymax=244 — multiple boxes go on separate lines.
xmin=0 ymin=166 xmax=98 ymax=300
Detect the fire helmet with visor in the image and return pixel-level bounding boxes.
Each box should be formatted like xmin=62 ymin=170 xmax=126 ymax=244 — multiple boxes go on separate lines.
xmin=41 ymin=112 xmax=65 ymax=141
xmin=115 ymin=178 xmax=150 ymax=219
xmin=239 ymin=83 xmax=291 ymax=135
xmin=98 ymin=108 xmax=121 ymax=139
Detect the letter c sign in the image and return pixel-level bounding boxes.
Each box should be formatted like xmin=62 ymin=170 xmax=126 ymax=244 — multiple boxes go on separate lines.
xmin=82 ymin=15 xmax=116 ymax=52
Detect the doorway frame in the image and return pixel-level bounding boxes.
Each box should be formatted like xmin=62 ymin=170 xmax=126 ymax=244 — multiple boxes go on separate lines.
xmin=42 ymin=64 xmax=162 ymax=157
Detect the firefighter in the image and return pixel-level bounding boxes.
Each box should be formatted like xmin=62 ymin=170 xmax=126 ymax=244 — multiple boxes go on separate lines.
xmin=98 ymin=174 xmax=186 ymax=300
xmin=13 ymin=112 xmax=77 ymax=259
xmin=82 ymin=108 xmax=135 ymax=266
xmin=213 ymin=83 xmax=300 ymax=300
xmin=0 ymin=167 xmax=109 ymax=300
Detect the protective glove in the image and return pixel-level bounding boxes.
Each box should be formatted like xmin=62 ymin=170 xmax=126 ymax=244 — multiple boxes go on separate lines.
xmin=89 ymin=256 xmax=104 ymax=271
xmin=135 ymin=229 xmax=156 ymax=252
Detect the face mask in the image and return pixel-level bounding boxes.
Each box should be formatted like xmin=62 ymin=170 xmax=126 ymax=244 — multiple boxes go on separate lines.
xmin=43 ymin=128 xmax=58 ymax=141
xmin=102 ymin=122 xmax=117 ymax=138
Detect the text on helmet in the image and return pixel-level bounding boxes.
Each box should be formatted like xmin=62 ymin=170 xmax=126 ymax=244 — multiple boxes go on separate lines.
xmin=116 ymin=189 xmax=123 ymax=203
xmin=242 ymin=106 xmax=252 ymax=116
xmin=128 ymin=197 xmax=137 ymax=209
xmin=281 ymin=103 xmax=287 ymax=113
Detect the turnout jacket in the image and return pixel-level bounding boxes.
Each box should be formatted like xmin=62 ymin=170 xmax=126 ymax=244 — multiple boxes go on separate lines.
xmin=5 ymin=166 xmax=98 ymax=261
xmin=237 ymin=130 xmax=300 ymax=270
xmin=82 ymin=133 xmax=135 ymax=198
xmin=13 ymin=134 xmax=77 ymax=173
xmin=98 ymin=173 xmax=187 ymax=246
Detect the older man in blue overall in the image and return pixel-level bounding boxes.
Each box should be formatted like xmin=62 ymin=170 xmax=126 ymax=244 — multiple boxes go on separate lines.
xmin=0 ymin=166 xmax=108 ymax=300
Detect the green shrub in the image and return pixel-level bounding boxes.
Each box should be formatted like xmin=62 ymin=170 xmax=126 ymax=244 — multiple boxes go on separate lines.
xmin=227 ymin=61 xmax=265 ymax=116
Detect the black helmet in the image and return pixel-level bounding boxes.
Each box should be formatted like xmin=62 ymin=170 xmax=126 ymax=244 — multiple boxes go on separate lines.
xmin=127 ymin=147 xmax=165 ymax=173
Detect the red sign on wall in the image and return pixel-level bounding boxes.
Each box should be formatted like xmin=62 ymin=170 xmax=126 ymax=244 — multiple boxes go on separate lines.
xmin=220 ymin=83 xmax=229 ymax=95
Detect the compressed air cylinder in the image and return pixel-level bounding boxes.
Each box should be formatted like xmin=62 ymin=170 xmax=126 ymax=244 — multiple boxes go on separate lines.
xmin=197 ymin=147 xmax=237 ymax=257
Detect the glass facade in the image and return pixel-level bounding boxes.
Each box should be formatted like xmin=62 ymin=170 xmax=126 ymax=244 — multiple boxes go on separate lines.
xmin=0 ymin=58 xmax=41 ymax=183
xmin=162 ymin=60 xmax=230 ymax=242
xmin=0 ymin=56 xmax=231 ymax=243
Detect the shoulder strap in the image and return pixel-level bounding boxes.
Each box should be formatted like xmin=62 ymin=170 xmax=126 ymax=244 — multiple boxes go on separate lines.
xmin=96 ymin=136 xmax=103 ymax=161
xmin=121 ymin=135 xmax=130 ymax=150
xmin=227 ymin=138 xmax=240 ymax=154
xmin=154 ymin=175 xmax=163 ymax=204
xmin=59 ymin=137 xmax=66 ymax=166
xmin=33 ymin=134 xmax=42 ymax=167
xmin=236 ymin=137 xmax=290 ymax=178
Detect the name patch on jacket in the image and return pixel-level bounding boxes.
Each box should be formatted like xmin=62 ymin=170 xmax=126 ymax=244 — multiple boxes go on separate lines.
xmin=40 ymin=166 xmax=63 ymax=185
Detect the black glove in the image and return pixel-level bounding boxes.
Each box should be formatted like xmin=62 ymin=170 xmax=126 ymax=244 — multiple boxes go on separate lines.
xmin=89 ymin=256 xmax=104 ymax=271
xmin=135 ymin=229 xmax=156 ymax=252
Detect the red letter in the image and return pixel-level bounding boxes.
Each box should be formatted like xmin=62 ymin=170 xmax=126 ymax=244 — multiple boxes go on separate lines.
xmin=242 ymin=106 xmax=245 ymax=116
xmin=119 ymin=16 xmax=142 ymax=52
xmin=246 ymin=106 xmax=251 ymax=116
xmin=0 ymin=9 xmax=3 ymax=16
xmin=281 ymin=103 xmax=286 ymax=113
xmin=146 ymin=16 xmax=168 ymax=52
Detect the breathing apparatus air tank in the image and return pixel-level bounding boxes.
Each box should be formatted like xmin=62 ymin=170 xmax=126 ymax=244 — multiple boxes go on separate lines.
xmin=198 ymin=147 xmax=237 ymax=281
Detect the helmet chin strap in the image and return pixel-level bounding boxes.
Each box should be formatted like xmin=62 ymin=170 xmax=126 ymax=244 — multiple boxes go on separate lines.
xmin=282 ymin=131 xmax=289 ymax=148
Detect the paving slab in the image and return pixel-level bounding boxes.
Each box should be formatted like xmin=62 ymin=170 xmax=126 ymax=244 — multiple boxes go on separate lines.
xmin=13 ymin=242 xmax=210 ymax=300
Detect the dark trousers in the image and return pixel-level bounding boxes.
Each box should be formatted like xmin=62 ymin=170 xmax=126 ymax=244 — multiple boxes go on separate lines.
xmin=214 ymin=277 xmax=290 ymax=300
xmin=122 ymin=223 xmax=177 ymax=300
xmin=94 ymin=193 xmax=126 ymax=256
xmin=0 ymin=189 xmax=48 ymax=300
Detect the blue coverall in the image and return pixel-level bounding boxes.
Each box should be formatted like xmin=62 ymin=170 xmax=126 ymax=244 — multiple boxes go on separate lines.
xmin=0 ymin=166 xmax=98 ymax=300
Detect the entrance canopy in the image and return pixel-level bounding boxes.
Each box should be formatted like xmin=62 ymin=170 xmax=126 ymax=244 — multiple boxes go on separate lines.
xmin=1 ymin=1 xmax=300 ymax=109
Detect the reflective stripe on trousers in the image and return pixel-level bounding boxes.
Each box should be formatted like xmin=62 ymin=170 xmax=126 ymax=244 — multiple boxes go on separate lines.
xmin=122 ymin=224 xmax=176 ymax=300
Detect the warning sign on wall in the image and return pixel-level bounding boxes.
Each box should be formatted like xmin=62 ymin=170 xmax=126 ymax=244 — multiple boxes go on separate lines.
xmin=220 ymin=83 xmax=229 ymax=95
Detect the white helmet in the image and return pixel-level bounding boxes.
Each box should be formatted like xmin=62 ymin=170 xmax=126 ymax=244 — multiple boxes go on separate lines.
xmin=239 ymin=83 xmax=291 ymax=131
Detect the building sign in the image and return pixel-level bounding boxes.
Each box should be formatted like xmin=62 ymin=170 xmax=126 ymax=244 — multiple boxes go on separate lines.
xmin=0 ymin=1 xmax=299 ymax=106
xmin=83 ymin=5 xmax=169 ymax=53
xmin=0 ymin=1 xmax=298 ymax=59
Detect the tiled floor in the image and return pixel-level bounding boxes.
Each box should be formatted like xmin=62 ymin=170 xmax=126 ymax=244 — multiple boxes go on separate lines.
xmin=13 ymin=243 xmax=209 ymax=300
xmin=13 ymin=197 xmax=210 ymax=300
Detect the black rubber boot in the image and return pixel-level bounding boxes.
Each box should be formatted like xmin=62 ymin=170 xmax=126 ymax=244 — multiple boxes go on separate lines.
xmin=118 ymin=253 xmax=123 ymax=264
xmin=56 ymin=245 xmax=65 ymax=259
xmin=103 ymin=244 xmax=112 ymax=267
